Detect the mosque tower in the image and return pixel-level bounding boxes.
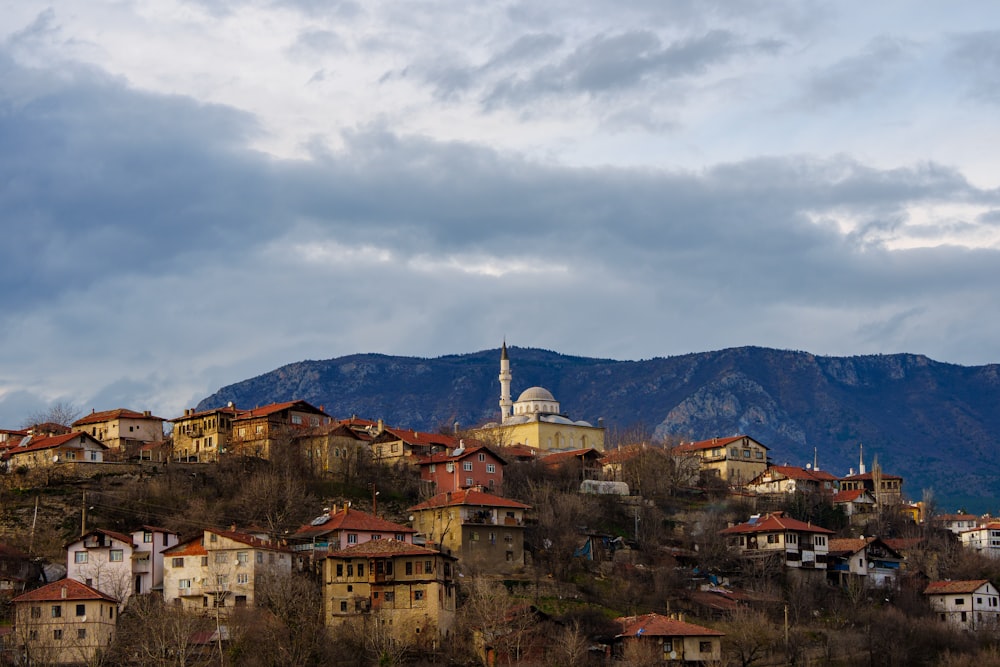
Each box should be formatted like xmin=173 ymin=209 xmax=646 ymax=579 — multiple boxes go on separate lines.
xmin=499 ymin=340 xmax=512 ymax=423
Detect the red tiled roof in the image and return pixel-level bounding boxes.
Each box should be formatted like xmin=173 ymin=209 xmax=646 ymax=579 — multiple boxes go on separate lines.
xmin=936 ymin=514 xmax=980 ymax=522
xmin=65 ymin=528 xmax=135 ymax=549
xmin=409 ymin=488 xmax=531 ymax=511
xmin=163 ymin=537 xmax=208 ymax=557
xmin=232 ymin=400 xmax=329 ymax=420
xmin=73 ymin=408 xmax=163 ymax=426
xmin=538 ymin=448 xmax=603 ymax=466
xmin=833 ymin=489 xmax=869 ymax=503
xmin=12 ymin=578 xmax=117 ymax=604
xmin=719 ymin=512 xmax=835 ymax=536
xmin=208 ymin=529 xmax=292 ymax=553
xmin=759 ymin=465 xmax=837 ymax=483
xmin=674 ymin=435 xmax=768 ymax=454
xmin=292 ymin=509 xmax=415 ymax=539
xmin=924 ymin=580 xmax=991 ymax=595
xmin=170 ymin=406 xmax=241 ymax=423
xmin=883 ymin=537 xmax=925 ymax=552
xmin=5 ymin=432 xmax=107 ymax=458
xmin=416 ymin=444 xmax=505 ymax=466
xmin=328 ymin=539 xmax=452 ymax=559
xmin=378 ymin=428 xmax=460 ymax=448
xmin=601 ymin=444 xmax=668 ymax=465
xmin=616 ymin=613 xmax=724 ymax=638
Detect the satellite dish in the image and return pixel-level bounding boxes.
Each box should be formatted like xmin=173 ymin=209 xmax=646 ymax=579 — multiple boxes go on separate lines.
xmin=669 ymin=651 xmax=677 ymax=660
xmin=53 ymin=455 xmax=59 ymax=462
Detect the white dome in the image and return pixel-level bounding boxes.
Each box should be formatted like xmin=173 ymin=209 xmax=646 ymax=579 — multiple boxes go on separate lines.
xmin=517 ymin=386 xmax=555 ymax=402
xmin=541 ymin=415 xmax=574 ymax=425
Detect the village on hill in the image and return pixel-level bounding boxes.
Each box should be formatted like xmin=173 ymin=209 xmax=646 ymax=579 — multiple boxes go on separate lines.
xmin=0 ymin=344 xmax=998 ymax=666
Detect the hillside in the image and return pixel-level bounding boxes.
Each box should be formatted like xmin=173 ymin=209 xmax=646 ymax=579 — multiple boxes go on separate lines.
xmin=197 ymin=346 xmax=1000 ymax=513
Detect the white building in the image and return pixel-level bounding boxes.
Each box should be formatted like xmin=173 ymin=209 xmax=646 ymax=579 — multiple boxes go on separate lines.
xmin=960 ymin=522 xmax=1000 ymax=559
xmin=924 ymin=580 xmax=1000 ymax=630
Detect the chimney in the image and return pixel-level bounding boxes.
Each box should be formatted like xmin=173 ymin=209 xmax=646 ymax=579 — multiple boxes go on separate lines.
xmin=143 ymin=410 xmax=151 ymax=417
xmin=61 ymin=586 xmax=67 ymax=599
xmin=377 ymin=418 xmax=384 ymax=433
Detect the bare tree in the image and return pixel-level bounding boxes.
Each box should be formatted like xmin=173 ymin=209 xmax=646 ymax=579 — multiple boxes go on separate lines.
xmin=721 ymin=608 xmax=780 ymax=667
xmin=107 ymin=595 xmax=209 ymax=666
xmin=21 ymin=401 xmax=80 ymax=429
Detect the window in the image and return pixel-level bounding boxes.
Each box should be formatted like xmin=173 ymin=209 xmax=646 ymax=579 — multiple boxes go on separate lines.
xmin=347 ymin=534 xmax=358 ymax=544
xmin=730 ymin=448 xmax=738 ymax=458
xmin=237 ymin=551 xmax=248 ymax=565
xmin=30 ymin=606 xmax=40 ymax=619
xmin=336 ymin=564 xmax=343 ymax=577
xmin=429 ymin=464 xmax=436 ymax=473
xmin=743 ymin=449 xmax=751 ymax=458
xmin=663 ymin=640 xmax=673 ymax=653
xmin=486 ymin=464 xmax=496 ymax=473
xmin=53 ymin=629 xmax=63 ymax=640
xmin=210 ymin=533 xmax=218 ymax=543
xmin=292 ymin=415 xmax=302 ymax=425
xmin=955 ymin=598 xmax=965 ymax=606
xmin=110 ymin=549 xmax=124 ymax=562
xmin=90 ymin=451 xmax=100 ymax=461
xmin=471 ymin=532 xmax=479 ymax=542
xmin=425 ymin=560 xmax=432 ymax=573
xmin=143 ymin=531 xmax=153 ymax=543
xmin=235 ymin=595 xmax=247 ymax=607
xmin=216 ymin=574 xmax=228 ymax=586
xmin=466 ymin=477 xmax=474 ymax=486
xmin=372 ymin=534 xmax=382 ymax=540
xmin=413 ymin=590 xmax=424 ymax=601
xmin=202 ymin=557 xmax=209 ymax=567
xmin=172 ymin=557 xmax=184 ymax=568
xmin=76 ymin=604 xmax=86 ymax=617
xmin=237 ymin=573 xmax=248 ymax=584
xmin=215 ymin=553 xmax=228 ymax=564
xmin=384 ymin=591 xmax=394 ymax=602
xmin=358 ymin=564 xmax=364 ymax=577
xmin=28 ymin=630 xmax=38 ymax=641
xmin=463 ymin=461 xmax=473 ymax=471
xmin=75 ymin=628 xmax=87 ymax=640
xmin=755 ymin=451 xmax=764 ymax=459
xmin=179 ymin=579 xmax=191 ymax=590
xmin=479 ymin=453 xmax=486 ymax=462
xmin=406 ymin=562 xmax=413 ymax=575
xmin=699 ymin=641 xmax=712 ymax=653
xmin=75 ymin=551 xmax=88 ymax=564
xmin=51 ymin=605 xmax=62 ymax=618
xmin=256 ymin=553 xmax=263 ymax=564
xmin=395 ymin=534 xmax=405 ymax=541
xmin=347 ymin=564 xmax=354 ymax=577
xmin=341 ymin=601 xmax=348 ymax=612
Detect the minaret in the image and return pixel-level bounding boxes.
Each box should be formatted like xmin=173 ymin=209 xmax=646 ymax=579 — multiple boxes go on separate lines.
xmin=859 ymin=442 xmax=866 ymax=475
xmin=499 ymin=340 xmax=512 ymax=423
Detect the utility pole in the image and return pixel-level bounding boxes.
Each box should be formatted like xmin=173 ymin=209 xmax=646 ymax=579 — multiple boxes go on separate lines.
xmin=29 ymin=496 xmax=39 ymax=556
xmin=81 ymin=491 xmax=87 ymax=536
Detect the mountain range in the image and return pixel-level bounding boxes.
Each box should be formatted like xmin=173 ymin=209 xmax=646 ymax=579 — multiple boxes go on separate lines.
xmin=197 ymin=346 xmax=1000 ymax=514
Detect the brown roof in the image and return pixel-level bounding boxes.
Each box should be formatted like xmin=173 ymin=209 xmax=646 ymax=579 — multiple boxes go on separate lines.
xmin=377 ymin=428 xmax=460 ymax=449
xmin=719 ymin=512 xmax=835 ymax=536
xmin=755 ymin=465 xmax=838 ymax=483
xmin=12 ymin=578 xmax=117 ymax=604
xmin=417 ymin=444 xmax=506 ymax=466
xmin=328 ymin=539 xmax=453 ymax=559
xmin=170 ymin=406 xmax=241 ymax=423
xmin=232 ymin=400 xmax=330 ymax=420
xmin=163 ymin=536 xmax=208 ymax=557
xmin=538 ymin=448 xmax=603 ymax=466
xmin=207 ymin=528 xmax=292 ymax=553
xmin=616 ymin=613 xmax=724 ymax=638
xmin=409 ymin=488 xmax=531 ymax=511
xmin=601 ymin=444 xmax=668 ymax=465
xmin=292 ymin=508 xmax=415 ymax=540
xmin=924 ymin=580 xmax=992 ymax=595
xmin=65 ymin=528 xmax=135 ymax=550
xmin=5 ymin=432 xmax=108 ymax=459
xmin=73 ymin=408 xmax=163 ymax=426
xmin=833 ymin=489 xmax=871 ymax=503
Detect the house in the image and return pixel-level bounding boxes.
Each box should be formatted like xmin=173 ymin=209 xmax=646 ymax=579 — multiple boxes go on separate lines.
xmin=538 ymin=448 xmax=604 ymax=481
xmin=65 ymin=529 xmax=137 ymax=604
xmin=408 ymin=488 xmax=530 ymax=571
xmin=10 ymin=578 xmax=118 ymax=665
xmin=295 ymin=422 xmax=370 ymax=479
xmin=719 ymin=512 xmax=834 ymax=577
xmin=129 ymin=527 xmax=180 ymax=595
xmin=937 ymin=514 xmax=981 ymax=535
xmin=371 ymin=428 xmax=461 ymax=465
xmin=3 ymin=432 xmax=108 ymax=470
xmin=170 ymin=405 xmax=241 ymax=462
xmin=72 ymin=408 xmax=165 ymax=457
xmin=472 ymin=343 xmax=605 ymax=452
xmin=826 ymin=537 xmax=904 ymax=588
xmin=417 ymin=444 xmax=506 ymax=493
xmin=924 ymin=580 xmax=1000 ymax=629
xmin=601 ymin=443 xmax=671 ymax=480
xmin=161 ymin=527 xmax=293 ymax=612
xmin=228 ymin=400 xmax=333 ymax=459
xmin=833 ymin=489 xmax=878 ymax=525
xmin=322 ymin=539 xmax=457 ymax=646
xmin=614 ymin=613 xmax=724 ymax=664
xmin=290 ymin=506 xmax=416 ymax=564
xmin=839 ymin=467 xmax=904 ymax=507
xmin=960 ymin=522 xmax=1000 ymax=559
xmin=672 ymin=435 xmax=769 ymax=487
xmin=747 ymin=465 xmax=838 ymax=496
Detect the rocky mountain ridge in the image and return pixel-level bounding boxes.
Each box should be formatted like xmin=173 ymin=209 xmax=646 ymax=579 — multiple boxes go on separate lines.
xmin=197 ymin=346 xmax=1000 ymax=513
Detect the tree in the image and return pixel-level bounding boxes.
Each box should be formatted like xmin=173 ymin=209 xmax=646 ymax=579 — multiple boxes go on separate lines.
xmin=721 ymin=608 xmax=780 ymax=667
xmin=107 ymin=595 xmax=210 ymax=666
xmin=21 ymin=401 xmax=80 ymax=429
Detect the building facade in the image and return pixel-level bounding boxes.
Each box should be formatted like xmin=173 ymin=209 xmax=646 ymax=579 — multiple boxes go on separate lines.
xmin=71 ymin=408 xmax=165 ymax=455
xmin=719 ymin=512 xmax=834 ymax=576
xmin=924 ymin=580 xmax=1000 ymax=629
xmin=672 ymin=435 xmax=770 ymax=486
xmin=11 ymin=579 xmax=118 ymax=665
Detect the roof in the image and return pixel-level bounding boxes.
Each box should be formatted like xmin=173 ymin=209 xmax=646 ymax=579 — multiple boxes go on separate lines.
xmin=840 ymin=471 xmax=903 ymax=482
xmin=615 ymin=613 xmax=724 ymax=639
xmin=924 ymin=580 xmax=992 ymax=595
xmin=719 ymin=512 xmax=835 ymax=536
xmin=673 ymin=435 xmax=768 ymax=454
xmin=5 ymin=432 xmax=108 ymax=458
xmin=66 ymin=528 xmax=136 ymax=549
xmin=376 ymin=427 xmax=460 ymax=448
xmin=417 ymin=444 xmax=506 ymax=466
xmin=827 ymin=537 xmax=901 ymax=558
xmin=754 ymin=465 xmax=838 ymax=484
xmin=600 ymin=444 xmax=668 ymax=466
xmin=517 ymin=386 xmax=555 ymax=402
xmin=328 ymin=539 xmax=454 ymax=559
xmin=162 ymin=536 xmax=208 ymax=557
xmin=292 ymin=508 xmax=415 ymax=540
xmin=539 ymin=448 xmax=603 ymax=466
xmin=73 ymin=408 xmax=163 ymax=426
xmin=206 ymin=529 xmax=292 ymax=553
xmin=936 ymin=514 xmax=980 ymax=522
xmin=170 ymin=406 xmax=241 ymax=423
xmin=12 ymin=578 xmax=118 ymax=604
xmin=231 ymin=400 xmax=330 ymax=420
xmin=409 ymin=488 xmax=531 ymax=511
xmin=833 ymin=489 xmax=872 ymax=503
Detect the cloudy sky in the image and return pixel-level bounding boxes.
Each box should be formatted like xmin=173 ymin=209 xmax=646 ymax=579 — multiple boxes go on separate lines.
xmin=2 ymin=1 xmax=1000 ymax=426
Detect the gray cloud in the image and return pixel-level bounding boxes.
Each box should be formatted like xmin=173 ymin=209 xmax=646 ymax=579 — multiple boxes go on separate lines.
xmin=948 ymin=30 xmax=1000 ymax=104
xmin=794 ymin=35 xmax=912 ymax=109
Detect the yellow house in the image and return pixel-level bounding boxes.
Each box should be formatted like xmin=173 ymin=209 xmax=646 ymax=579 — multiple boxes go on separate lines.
xmin=170 ymin=405 xmax=240 ymax=462
xmin=4 ymin=432 xmax=108 ymax=470
xmin=672 ymin=435 xmax=770 ymax=486
xmin=323 ymin=540 xmax=457 ymax=646
xmin=615 ymin=613 xmax=724 ymax=663
xmin=11 ymin=578 xmax=118 ymax=665
xmin=473 ymin=343 xmax=605 ymax=452
xmin=408 ymin=488 xmax=530 ymax=572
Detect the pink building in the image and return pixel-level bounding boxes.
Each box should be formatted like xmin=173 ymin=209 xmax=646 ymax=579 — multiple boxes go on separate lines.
xmin=417 ymin=445 xmax=506 ymax=493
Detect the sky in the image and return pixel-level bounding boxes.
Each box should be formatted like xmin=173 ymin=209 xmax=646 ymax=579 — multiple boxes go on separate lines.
xmin=2 ymin=1 xmax=1000 ymax=427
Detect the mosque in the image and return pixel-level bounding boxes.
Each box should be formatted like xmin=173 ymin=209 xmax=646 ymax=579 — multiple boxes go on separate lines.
xmin=475 ymin=342 xmax=605 ymax=452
